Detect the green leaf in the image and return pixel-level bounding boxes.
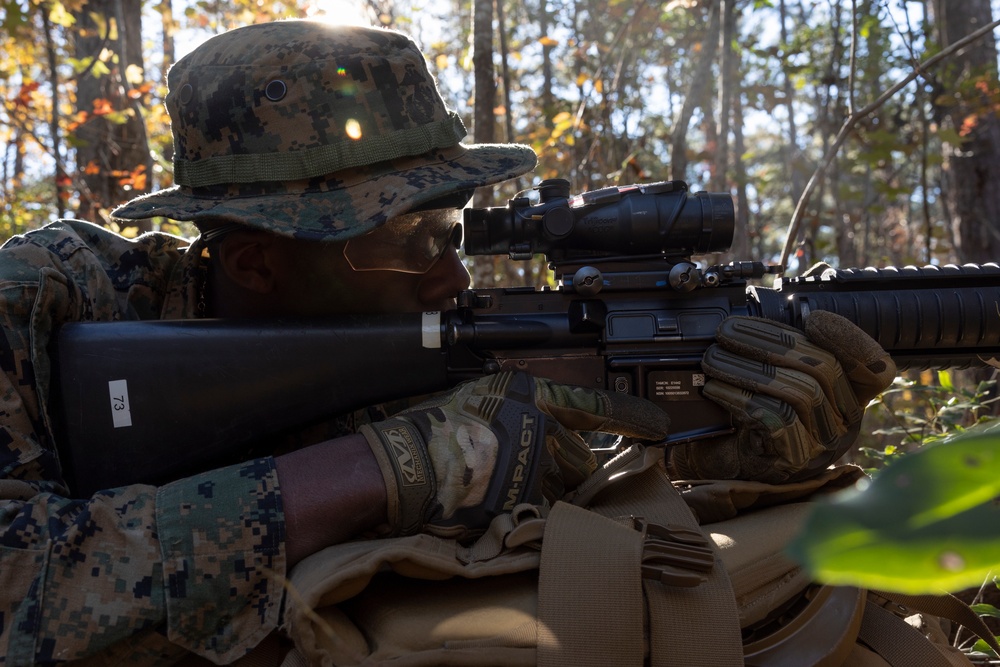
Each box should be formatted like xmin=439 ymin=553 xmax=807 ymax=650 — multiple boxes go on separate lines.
xmin=939 ymin=370 xmax=954 ymax=391
xmin=1 ymin=0 xmax=27 ymax=32
xmin=936 ymin=127 xmax=966 ymax=147
xmin=971 ymin=603 xmax=1000 ymax=619
xmin=973 ymin=638 xmax=1000 ymax=655
xmin=787 ymin=433 xmax=1000 ymax=594
xmin=104 ymin=110 xmax=131 ymax=125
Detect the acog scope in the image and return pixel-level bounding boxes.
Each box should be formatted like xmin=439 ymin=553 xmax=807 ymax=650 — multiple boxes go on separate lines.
xmin=463 ymin=179 xmax=735 ymax=261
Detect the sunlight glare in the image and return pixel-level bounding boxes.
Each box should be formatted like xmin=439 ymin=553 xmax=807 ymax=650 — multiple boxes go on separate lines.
xmin=305 ymin=0 xmax=373 ymax=26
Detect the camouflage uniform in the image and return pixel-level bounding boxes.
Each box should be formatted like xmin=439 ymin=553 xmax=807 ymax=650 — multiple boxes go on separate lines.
xmin=0 ymin=20 xmax=536 ymax=665
xmin=0 ymin=220 xmax=282 ymax=665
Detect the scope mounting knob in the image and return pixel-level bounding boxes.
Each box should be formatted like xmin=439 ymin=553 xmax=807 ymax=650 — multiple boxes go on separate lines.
xmin=572 ymin=266 xmax=604 ymax=296
xmin=669 ymin=262 xmax=702 ymax=292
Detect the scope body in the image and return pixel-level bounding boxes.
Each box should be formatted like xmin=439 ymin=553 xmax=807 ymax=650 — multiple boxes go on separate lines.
xmin=463 ymin=179 xmax=735 ymax=260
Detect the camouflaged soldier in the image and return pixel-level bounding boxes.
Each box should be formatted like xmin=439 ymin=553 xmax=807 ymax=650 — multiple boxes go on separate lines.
xmin=0 ymin=19 xmax=895 ymax=667
xmin=0 ymin=20 xmax=674 ymax=666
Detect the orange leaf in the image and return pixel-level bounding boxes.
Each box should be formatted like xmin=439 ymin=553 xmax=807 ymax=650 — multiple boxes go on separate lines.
xmin=960 ymin=114 xmax=979 ymax=137
xmin=92 ymin=98 xmax=114 ymax=115
xmin=67 ymin=111 xmax=89 ymax=132
xmin=14 ymin=81 xmax=40 ymax=107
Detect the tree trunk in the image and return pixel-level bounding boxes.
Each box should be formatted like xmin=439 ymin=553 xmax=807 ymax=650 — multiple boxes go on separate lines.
xmin=539 ymin=0 xmax=554 ymax=128
xmin=494 ymin=0 xmax=514 ymax=143
xmin=931 ymin=0 xmax=1000 ymax=264
xmin=471 ymin=0 xmax=496 ymax=210
xmin=779 ymin=0 xmax=806 ymax=219
xmin=41 ymin=5 xmax=67 ymax=217
xmin=671 ymin=0 xmax=720 ymax=181
xmin=471 ymin=0 xmax=497 ymax=287
xmin=731 ymin=63 xmax=751 ymax=260
xmin=712 ymin=0 xmax=736 ymax=193
xmin=73 ymin=0 xmax=151 ymax=227
xmin=158 ymin=0 xmax=176 ymax=168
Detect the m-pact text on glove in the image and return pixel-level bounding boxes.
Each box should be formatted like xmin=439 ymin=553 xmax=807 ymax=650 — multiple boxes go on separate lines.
xmin=504 ymin=413 xmax=536 ymax=510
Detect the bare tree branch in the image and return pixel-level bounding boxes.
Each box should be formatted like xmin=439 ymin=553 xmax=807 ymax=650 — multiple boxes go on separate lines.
xmin=778 ymin=17 xmax=1000 ymax=272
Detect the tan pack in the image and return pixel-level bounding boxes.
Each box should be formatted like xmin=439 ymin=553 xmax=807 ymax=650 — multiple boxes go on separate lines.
xmin=280 ymin=446 xmax=994 ymax=666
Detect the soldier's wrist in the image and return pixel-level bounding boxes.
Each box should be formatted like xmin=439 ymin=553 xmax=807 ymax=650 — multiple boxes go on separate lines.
xmin=360 ymin=421 xmax=436 ymax=536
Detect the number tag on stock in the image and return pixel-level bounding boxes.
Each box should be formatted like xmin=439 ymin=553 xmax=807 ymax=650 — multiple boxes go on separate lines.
xmin=108 ymin=379 xmax=133 ymax=428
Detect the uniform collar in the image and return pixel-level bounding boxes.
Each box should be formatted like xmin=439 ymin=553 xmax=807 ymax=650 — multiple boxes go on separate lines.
xmin=160 ymin=235 xmax=210 ymax=320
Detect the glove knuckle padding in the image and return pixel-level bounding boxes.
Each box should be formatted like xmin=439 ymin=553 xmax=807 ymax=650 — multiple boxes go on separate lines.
xmin=703 ymin=347 xmax=851 ymax=442
xmin=714 ymin=317 xmax=854 ymax=413
xmin=675 ymin=314 xmax=895 ymax=483
xmin=804 ymin=310 xmax=897 ymax=404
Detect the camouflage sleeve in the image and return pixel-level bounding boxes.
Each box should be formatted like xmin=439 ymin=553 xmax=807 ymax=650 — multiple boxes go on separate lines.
xmin=0 ymin=462 xmax=284 ymax=665
xmin=155 ymin=459 xmax=285 ymax=661
xmin=0 ymin=224 xmax=287 ymax=664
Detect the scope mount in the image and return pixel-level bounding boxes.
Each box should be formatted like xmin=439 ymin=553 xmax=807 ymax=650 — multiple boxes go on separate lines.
xmin=553 ymin=258 xmax=781 ymax=296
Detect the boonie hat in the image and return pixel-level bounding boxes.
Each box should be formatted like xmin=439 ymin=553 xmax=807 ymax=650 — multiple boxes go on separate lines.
xmin=112 ymin=20 xmax=537 ymax=241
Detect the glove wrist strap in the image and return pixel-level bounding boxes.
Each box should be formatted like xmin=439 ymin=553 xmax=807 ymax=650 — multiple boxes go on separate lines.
xmin=360 ymin=421 xmax=435 ymax=536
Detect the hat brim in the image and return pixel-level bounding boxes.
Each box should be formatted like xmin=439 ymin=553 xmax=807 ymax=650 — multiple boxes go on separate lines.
xmin=112 ymin=143 xmax=536 ymax=241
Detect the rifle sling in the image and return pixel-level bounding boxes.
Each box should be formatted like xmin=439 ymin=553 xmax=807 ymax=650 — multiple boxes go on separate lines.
xmin=557 ymin=446 xmax=745 ymax=666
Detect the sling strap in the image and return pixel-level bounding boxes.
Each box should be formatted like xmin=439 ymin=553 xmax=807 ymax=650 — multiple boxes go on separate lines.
xmin=859 ymin=600 xmax=955 ymax=667
xmin=537 ymin=502 xmax=646 ymax=667
xmin=580 ymin=445 xmax=746 ymax=666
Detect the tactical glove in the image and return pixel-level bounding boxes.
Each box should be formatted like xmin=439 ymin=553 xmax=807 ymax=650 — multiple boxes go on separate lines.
xmin=669 ymin=312 xmax=896 ymax=483
xmin=362 ymin=370 xmax=670 ymax=538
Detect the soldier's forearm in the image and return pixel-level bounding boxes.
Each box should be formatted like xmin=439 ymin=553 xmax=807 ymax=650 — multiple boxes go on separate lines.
xmin=275 ymin=434 xmax=388 ymax=567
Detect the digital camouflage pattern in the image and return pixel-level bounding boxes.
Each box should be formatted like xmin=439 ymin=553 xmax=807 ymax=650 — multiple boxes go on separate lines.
xmin=0 ymin=220 xmax=285 ymax=665
xmin=112 ymin=21 xmax=537 ymax=241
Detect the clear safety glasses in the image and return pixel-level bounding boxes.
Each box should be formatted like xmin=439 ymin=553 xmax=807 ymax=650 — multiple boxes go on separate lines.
xmin=343 ymin=209 xmax=464 ymax=274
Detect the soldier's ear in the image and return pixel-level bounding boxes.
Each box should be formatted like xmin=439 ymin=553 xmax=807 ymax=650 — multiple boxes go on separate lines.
xmin=215 ymin=230 xmax=281 ymax=294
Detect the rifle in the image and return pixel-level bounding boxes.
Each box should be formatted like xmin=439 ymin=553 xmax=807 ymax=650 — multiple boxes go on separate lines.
xmin=54 ymin=179 xmax=1000 ymax=495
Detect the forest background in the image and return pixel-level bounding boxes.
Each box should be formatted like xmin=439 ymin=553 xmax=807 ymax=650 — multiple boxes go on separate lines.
xmin=4 ymin=0 xmax=1000 ymax=611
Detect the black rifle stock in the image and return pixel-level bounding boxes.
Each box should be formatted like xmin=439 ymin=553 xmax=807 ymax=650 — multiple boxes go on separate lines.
xmin=53 ymin=179 xmax=1000 ymax=494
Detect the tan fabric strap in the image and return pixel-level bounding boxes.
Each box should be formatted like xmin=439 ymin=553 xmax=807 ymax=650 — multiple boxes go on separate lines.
xmin=587 ymin=446 xmax=745 ymax=666
xmin=457 ymin=504 xmax=545 ymax=564
xmin=859 ymin=600 xmax=954 ymax=667
xmin=874 ymin=590 xmax=1000 ymax=657
xmin=537 ymin=501 xmax=646 ymax=667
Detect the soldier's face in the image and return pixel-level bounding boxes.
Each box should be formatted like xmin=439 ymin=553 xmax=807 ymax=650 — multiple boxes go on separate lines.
xmin=269 ymin=227 xmax=471 ymax=316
